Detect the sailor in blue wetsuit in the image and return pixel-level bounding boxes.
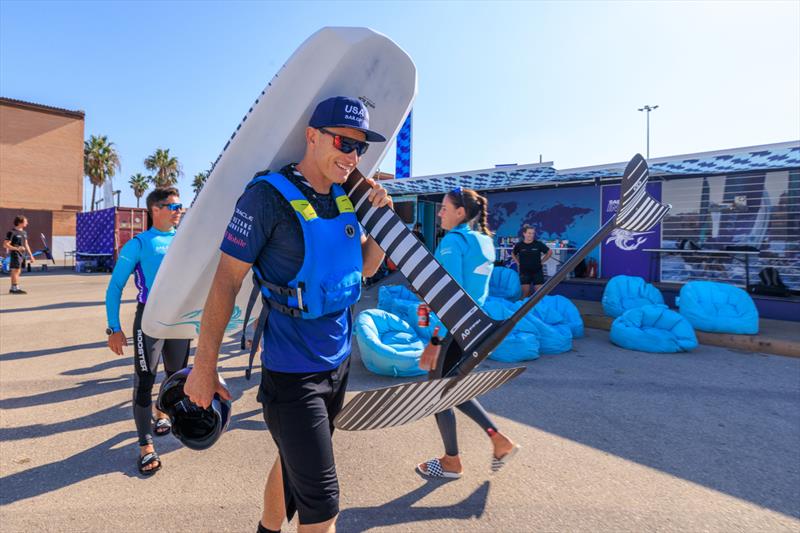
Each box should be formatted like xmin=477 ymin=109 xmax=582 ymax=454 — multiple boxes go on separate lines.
xmin=416 ymin=187 xmax=520 ymax=479
xmin=185 ymin=96 xmax=391 ymax=533
xmin=105 ymin=187 xmax=190 ymax=476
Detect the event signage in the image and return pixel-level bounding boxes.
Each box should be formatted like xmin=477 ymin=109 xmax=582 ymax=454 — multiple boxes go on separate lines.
xmin=600 ymin=183 xmax=662 ymax=280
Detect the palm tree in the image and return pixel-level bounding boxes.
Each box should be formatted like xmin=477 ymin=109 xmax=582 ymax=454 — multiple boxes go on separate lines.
xmin=84 ymin=135 xmax=121 ymax=211
xmin=191 ymin=170 xmax=209 ymax=197
xmin=129 ymin=173 xmax=151 ymax=208
xmin=144 ymin=148 xmax=182 ymax=187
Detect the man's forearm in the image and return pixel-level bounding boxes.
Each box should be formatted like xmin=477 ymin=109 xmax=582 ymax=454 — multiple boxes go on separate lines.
xmin=194 ymin=277 xmax=239 ymax=372
xmin=362 ymin=237 xmax=385 ymax=277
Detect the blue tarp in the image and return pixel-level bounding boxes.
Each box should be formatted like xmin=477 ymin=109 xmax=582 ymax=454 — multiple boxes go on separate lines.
xmin=602 ymin=275 xmax=665 ymax=318
xmin=355 ymin=309 xmax=426 ymax=378
xmin=610 ymin=305 xmax=698 ymax=353
xmin=678 ymin=281 xmax=759 ymax=334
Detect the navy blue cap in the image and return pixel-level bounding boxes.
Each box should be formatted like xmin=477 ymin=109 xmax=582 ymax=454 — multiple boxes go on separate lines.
xmin=309 ymin=96 xmax=386 ymax=142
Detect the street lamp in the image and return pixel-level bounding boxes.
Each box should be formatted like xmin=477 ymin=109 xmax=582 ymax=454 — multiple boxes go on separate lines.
xmin=638 ymin=104 xmax=659 ymax=159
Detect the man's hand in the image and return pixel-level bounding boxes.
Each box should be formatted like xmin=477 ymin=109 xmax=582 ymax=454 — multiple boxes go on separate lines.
xmin=108 ymin=331 xmax=127 ymax=356
xmin=364 ymin=177 xmax=393 ymax=210
xmin=184 ymin=367 xmax=232 ymax=409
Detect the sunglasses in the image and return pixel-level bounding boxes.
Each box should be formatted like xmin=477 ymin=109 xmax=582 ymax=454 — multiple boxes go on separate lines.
xmin=159 ymin=203 xmax=183 ymax=211
xmin=450 ymin=186 xmax=464 ymax=206
xmin=318 ymin=128 xmax=369 ymax=157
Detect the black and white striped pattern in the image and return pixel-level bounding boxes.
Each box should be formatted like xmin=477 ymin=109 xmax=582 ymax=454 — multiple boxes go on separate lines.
xmin=334 ymin=366 xmax=525 ymax=431
xmin=343 ymin=170 xmax=499 ymax=353
xmin=615 ymin=154 xmax=671 ymax=232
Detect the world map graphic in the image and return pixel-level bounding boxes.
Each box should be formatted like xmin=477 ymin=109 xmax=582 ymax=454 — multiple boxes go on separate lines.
xmin=489 ymin=201 xmax=593 ymax=238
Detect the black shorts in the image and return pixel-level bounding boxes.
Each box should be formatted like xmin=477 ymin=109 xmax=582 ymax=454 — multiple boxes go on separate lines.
xmin=257 ymin=357 xmax=350 ymax=525
xmin=519 ymin=269 xmax=544 ymax=285
xmin=9 ymin=252 xmax=25 ymax=270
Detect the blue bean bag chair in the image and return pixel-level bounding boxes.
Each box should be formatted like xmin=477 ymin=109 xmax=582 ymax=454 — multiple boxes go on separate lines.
xmin=533 ymin=295 xmax=584 ymax=339
xmin=482 ymin=297 xmax=540 ymax=362
xmin=355 ymin=309 xmax=427 ymax=377
xmin=486 ymin=296 xmax=572 ymax=354
xmin=602 ymin=275 xmax=665 ymax=318
xmin=610 ymin=305 xmax=698 ymax=353
xmin=677 ymin=281 xmax=759 ymax=334
xmin=489 ymin=266 xmax=522 ymax=301
xmin=377 ymin=285 xmax=419 ymax=316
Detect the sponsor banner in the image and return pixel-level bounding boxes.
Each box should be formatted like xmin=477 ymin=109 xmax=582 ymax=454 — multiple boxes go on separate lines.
xmin=601 ymin=183 xmax=662 ymax=280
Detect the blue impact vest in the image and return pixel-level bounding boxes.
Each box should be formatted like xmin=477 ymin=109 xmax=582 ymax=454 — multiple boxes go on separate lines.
xmin=242 ymin=172 xmax=362 ymax=377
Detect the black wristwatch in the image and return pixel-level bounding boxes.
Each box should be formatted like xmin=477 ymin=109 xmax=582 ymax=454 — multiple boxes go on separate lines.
xmin=105 ymin=327 xmax=114 ymax=336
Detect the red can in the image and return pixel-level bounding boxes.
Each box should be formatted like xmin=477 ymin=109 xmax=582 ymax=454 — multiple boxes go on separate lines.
xmin=417 ymin=303 xmax=430 ymax=328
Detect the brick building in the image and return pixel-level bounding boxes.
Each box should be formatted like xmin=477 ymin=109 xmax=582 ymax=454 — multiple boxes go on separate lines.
xmin=0 ymin=97 xmax=85 ymax=260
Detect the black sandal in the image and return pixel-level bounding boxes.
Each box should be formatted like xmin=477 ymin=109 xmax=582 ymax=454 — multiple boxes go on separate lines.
xmin=153 ymin=417 xmax=172 ymax=437
xmin=138 ymin=451 xmax=162 ymax=476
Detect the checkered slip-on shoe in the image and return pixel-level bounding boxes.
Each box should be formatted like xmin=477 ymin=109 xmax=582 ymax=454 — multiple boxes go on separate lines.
xmin=416 ymin=458 xmax=462 ymax=479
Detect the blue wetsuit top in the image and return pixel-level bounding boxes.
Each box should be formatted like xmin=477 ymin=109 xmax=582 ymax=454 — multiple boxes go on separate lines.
xmin=435 ymin=223 xmax=495 ymax=307
xmin=105 ymin=227 xmax=175 ymax=332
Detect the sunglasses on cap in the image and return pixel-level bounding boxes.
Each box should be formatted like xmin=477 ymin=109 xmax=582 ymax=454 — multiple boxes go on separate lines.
xmin=158 ymin=202 xmax=183 ymax=211
xmin=318 ymin=128 xmax=369 ymax=157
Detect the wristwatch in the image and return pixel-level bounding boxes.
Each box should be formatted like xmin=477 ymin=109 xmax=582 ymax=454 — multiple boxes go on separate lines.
xmin=105 ymin=327 xmax=115 ymax=336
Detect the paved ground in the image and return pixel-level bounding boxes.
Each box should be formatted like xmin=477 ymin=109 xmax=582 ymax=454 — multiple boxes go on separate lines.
xmin=1 ymin=271 xmax=799 ymax=532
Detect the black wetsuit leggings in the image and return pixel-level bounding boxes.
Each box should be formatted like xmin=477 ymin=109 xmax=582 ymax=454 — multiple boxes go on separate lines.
xmin=433 ymin=338 xmax=498 ymax=456
xmin=132 ymin=303 xmax=190 ymax=446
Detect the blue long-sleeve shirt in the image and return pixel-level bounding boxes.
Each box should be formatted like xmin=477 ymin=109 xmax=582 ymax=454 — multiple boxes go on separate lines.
xmin=434 ymin=223 xmax=495 ymax=307
xmin=105 ymin=227 xmax=175 ymax=331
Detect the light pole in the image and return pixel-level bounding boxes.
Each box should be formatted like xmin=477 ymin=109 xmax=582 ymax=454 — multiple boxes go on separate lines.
xmin=638 ymin=104 xmax=659 ymax=159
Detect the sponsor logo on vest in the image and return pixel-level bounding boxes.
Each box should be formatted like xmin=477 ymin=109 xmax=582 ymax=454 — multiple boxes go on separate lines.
xmin=345 ymin=224 xmax=356 ymax=238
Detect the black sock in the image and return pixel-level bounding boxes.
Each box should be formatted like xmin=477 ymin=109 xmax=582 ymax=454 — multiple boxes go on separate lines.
xmin=257 ymin=522 xmax=280 ymax=533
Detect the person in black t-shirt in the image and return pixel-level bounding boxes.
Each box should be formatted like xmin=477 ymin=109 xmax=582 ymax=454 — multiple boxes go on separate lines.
xmin=512 ymin=224 xmax=551 ymax=297
xmin=3 ymin=215 xmax=34 ymax=294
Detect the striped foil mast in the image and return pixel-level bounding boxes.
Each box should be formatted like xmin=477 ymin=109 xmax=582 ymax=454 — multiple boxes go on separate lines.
xmin=395 ymin=111 xmax=412 ymax=178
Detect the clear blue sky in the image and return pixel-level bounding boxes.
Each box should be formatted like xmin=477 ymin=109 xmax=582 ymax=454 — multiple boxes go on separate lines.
xmin=2 ymin=0 xmax=798 ymax=209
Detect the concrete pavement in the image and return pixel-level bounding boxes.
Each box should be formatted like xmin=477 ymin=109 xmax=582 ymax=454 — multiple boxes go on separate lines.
xmin=1 ymin=271 xmax=799 ymax=532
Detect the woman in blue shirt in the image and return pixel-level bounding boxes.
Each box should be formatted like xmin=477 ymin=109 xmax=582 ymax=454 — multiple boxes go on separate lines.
xmin=417 ymin=187 xmax=520 ymax=478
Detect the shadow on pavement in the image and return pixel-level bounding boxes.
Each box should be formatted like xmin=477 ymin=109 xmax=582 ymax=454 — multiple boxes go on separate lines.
xmin=0 ymin=375 xmax=132 ymax=409
xmin=475 ymin=354 xmax=800 ymax=519
xmin=1 ymin=340 xmax=111 ymax=361
xmin=0 ymin=299 xmax=136 ymax=314
xmin=0 ymin=431 xmax=184 ymax=506
xmin=337 ymin=480 xmax=489 ymax=532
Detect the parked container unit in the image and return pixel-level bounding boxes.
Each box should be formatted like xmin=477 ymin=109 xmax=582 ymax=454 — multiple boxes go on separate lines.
xmin=115 ymin=207 xmax=148 ymax=254
xmin=75 ymin=207 xmax=148 ymax=271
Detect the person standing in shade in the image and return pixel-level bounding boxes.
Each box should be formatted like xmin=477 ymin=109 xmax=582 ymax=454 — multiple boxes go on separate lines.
xmin=105 ymin=187 xmax=191 ymax=476
xmin=4 ymin=215 xmax=35 ymax=294
xmin=512 ymin=224 xmax=552 ymax=298
xmin=416 ymin=186 xmax=519 ymax=479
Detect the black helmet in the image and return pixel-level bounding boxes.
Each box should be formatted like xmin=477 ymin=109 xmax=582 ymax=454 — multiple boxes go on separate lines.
xmin=156 ymin=368 xmax=232 ymax=451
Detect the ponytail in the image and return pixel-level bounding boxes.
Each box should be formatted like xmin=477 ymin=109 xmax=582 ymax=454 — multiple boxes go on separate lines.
xmin=447 ymin=188 xmax=493 ymax=237
xmin=476 ymin=196 xmax=493 ymax=237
